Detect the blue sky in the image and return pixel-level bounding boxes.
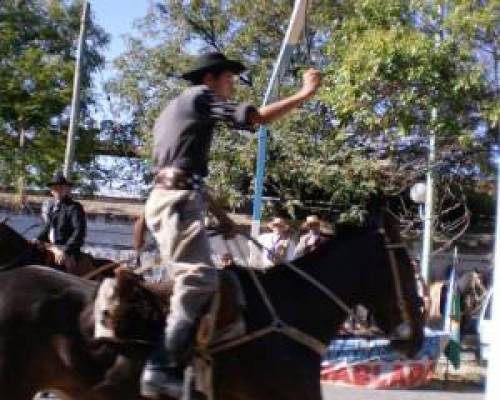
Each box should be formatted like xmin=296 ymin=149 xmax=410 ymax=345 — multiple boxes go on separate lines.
xmin=91 ymin=0 xmax=150 ymax=63
xmin=88 ymin=1 xmax=151 ymax=195
xmin=89 ymin=0 xmax=151 ymax=121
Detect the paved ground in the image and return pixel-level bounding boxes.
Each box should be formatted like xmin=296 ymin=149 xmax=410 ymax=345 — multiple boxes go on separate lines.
xmin=33 ymin=352 xmax=488 ymax=400
xmin=321 ymin=350 xmax=486 ymax=400
xmin=34 ymin=384 xmax=485 ymax=400
xmin=321 ymin=384 xmax=483 ymax=400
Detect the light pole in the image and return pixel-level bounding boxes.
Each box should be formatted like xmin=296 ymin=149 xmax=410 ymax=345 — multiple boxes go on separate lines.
xmin=63 ymin=0 xmax=89 ymax=178
xmin=411 ymin=181 xmax=433 ymax=282
xmin=486 ymin=147 xmax=500 ymax=400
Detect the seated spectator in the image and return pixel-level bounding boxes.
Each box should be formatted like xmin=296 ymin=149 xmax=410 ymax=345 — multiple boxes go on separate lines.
xmin=257 ymin=217 xmax=296 ymax=268
xmin=294 ymin=215 xmax=328 ymax=257
xmin=219 ymin=252 xmax=236 ymax=269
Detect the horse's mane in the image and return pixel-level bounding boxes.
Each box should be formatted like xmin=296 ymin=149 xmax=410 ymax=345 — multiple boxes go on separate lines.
xmin=0 ymin=222 xmax=29 ymax=244
xmin=229 ymin=207 xmax=403 ymax=291
xmin=231 ymin=223 xmax=376 ymax=282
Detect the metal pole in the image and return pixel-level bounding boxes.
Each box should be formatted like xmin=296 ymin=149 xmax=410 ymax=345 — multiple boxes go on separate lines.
xmin=421 ymin=2 xmax=444 ymax=282
xmin=421 ymin=123 xmax=436 ymax=282
xmin=17 ymin=128 xmax=26 ymax=208
xmin=251 ymin=0 xmax=308 ymax=238
xmin=486 ymin=147 xmax=500 ymax=400
xmin=486 ymin=38 xmax=500 ymax=400
xmin=63 ymin=0 xmax=89 ymax=178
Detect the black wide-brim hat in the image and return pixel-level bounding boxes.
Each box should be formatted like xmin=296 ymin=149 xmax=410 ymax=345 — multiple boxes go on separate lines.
xmin=47 ymin=171 xmax=74 ymax=187
xmin=181 ymin=52 xmax=246 ymax=83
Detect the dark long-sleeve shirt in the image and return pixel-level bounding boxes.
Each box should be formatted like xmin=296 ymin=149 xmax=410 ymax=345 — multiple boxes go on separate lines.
xmin=37 ymin=196 xmax=86 ymax=256
xmin=152 ymin=85 xmax=257 ymax=177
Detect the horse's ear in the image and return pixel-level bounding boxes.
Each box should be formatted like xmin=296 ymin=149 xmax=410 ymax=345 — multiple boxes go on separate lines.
xmin=114 ymin=266 xmax=140 ymax=279
xmin=115 ymin=267 xmax=143 ymax=294
xmin=365 ymin=193 xmax=386 ymax=214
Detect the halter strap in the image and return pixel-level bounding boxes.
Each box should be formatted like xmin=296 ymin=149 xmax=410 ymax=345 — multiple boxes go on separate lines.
xmin=208 ymin=238 xmax=328 ymax=356
xmin=209 ymin=224 xmax=413 ymax=356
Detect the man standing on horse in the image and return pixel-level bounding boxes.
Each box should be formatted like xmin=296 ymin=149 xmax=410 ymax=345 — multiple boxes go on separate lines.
xmin=141 ymin=51 xmax=321 ymax=398
xmin=36 ymin=171 xmax=86 ymax=274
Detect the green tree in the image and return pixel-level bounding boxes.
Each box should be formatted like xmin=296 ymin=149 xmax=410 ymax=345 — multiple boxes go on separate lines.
xmin=109 ymin=0 xmax=497 ymax=226
xmin=0 ymin=0 xmax=109 ymax=193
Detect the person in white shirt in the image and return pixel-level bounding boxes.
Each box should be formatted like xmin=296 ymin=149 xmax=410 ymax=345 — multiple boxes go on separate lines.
xmin=295 ymin=215 xmax=328 ymax=258
xmin=257 ymin=217 xmax=296 ymax=268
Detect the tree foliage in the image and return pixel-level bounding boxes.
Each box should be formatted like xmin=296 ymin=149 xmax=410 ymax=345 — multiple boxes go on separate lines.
xmin=106 ymin=1 xmax=498 ymax=226
xmin=0 ymin=0 xmax=109 ymax=189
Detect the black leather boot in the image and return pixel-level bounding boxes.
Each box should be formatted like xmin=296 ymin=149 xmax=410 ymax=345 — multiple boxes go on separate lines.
xmin=141 ymin=362 xmax=186 ymax=399
xmin=141 ymin=320 xmax=199 ymax=399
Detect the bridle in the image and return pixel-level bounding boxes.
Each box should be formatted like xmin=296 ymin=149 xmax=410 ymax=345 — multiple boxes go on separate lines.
xmin=90 ymin=216 xmax=415 ymax=358
xmin=209 ymin=221 xmax=414 ymax=356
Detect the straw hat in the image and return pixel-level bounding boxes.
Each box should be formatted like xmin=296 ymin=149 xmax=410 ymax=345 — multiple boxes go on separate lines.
xmin=301 ymin=215 xmax=321 ymax=229
xmin=267 ymin=217 xmax=289 ymax=230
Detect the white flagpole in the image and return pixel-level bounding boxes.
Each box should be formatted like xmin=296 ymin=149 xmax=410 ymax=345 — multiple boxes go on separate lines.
xmin=251 ymin=0 xmax=308 ymax=238
xmin=486 ymin=148 xmax=500 ymax=399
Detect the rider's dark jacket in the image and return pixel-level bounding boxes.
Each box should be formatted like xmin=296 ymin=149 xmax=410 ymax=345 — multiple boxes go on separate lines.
xmin=37 ymin=196 xmax=86 ymax=256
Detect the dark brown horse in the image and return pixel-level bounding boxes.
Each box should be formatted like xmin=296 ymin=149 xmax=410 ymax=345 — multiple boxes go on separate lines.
xmin=0 ymin=267 xmax=164 ymax=400
xmin=0 ymin=209 xmax=424 ymax=400
xmin=0 ymin=221 xmax=114 ymax=277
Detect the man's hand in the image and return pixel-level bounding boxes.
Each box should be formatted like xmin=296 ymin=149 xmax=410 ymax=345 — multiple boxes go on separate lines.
xmin=205 ymin=188 xmax=238 ymax=239
xmin=250 ymin=68 xmax=322 ymax=125
xmin=49 ymin=246 xmax=66 ymax=265
xmin=299 ymin=68 xmax=322 ymax=99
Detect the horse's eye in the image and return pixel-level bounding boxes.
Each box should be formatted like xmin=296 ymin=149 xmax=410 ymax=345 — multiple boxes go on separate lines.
xmin=100 ymin=309 xmax=111 ymax=326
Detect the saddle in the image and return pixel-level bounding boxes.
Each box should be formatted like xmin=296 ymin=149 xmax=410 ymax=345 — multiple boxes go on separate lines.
xmin=199 ymin=270 xmax=246 ymax=345
xmin=93 ymin=267 xmax=247 ymax=400
xmin=141 ymin=269 xmax=247 ymax=400
xmin=33 ymin=241 xmax=105 ymax=278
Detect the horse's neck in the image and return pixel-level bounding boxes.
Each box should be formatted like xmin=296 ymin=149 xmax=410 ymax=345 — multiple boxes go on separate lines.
xmin=0 ymin=224 xmax=37 ymax=268
xmin=239 ymin=236 xmax=365 ymax=344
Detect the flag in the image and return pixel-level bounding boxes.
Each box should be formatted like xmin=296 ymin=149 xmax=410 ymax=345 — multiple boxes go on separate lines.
xmin=444 ymin=267 xmax=461 ymax=369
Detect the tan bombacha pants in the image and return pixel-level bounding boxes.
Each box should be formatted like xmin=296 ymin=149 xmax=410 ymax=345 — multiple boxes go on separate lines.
xmin=145 ymin=188 xmax=218 ymax=335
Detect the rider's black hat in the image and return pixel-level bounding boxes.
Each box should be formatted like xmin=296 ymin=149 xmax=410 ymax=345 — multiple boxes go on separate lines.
xmin=47 ymin=170 xmax=74 ymax=187
xmin=181 ymin=52 xmax=246 ymax=84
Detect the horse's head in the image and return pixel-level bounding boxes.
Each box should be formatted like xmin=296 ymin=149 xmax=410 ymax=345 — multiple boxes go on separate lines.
xmin=93 ymin=268 xmax=165 ymax=344
xmin=0 ymin=222 xmax=37 ymax=269
xmin=357 ymin=207 xmax=424 ymax=357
